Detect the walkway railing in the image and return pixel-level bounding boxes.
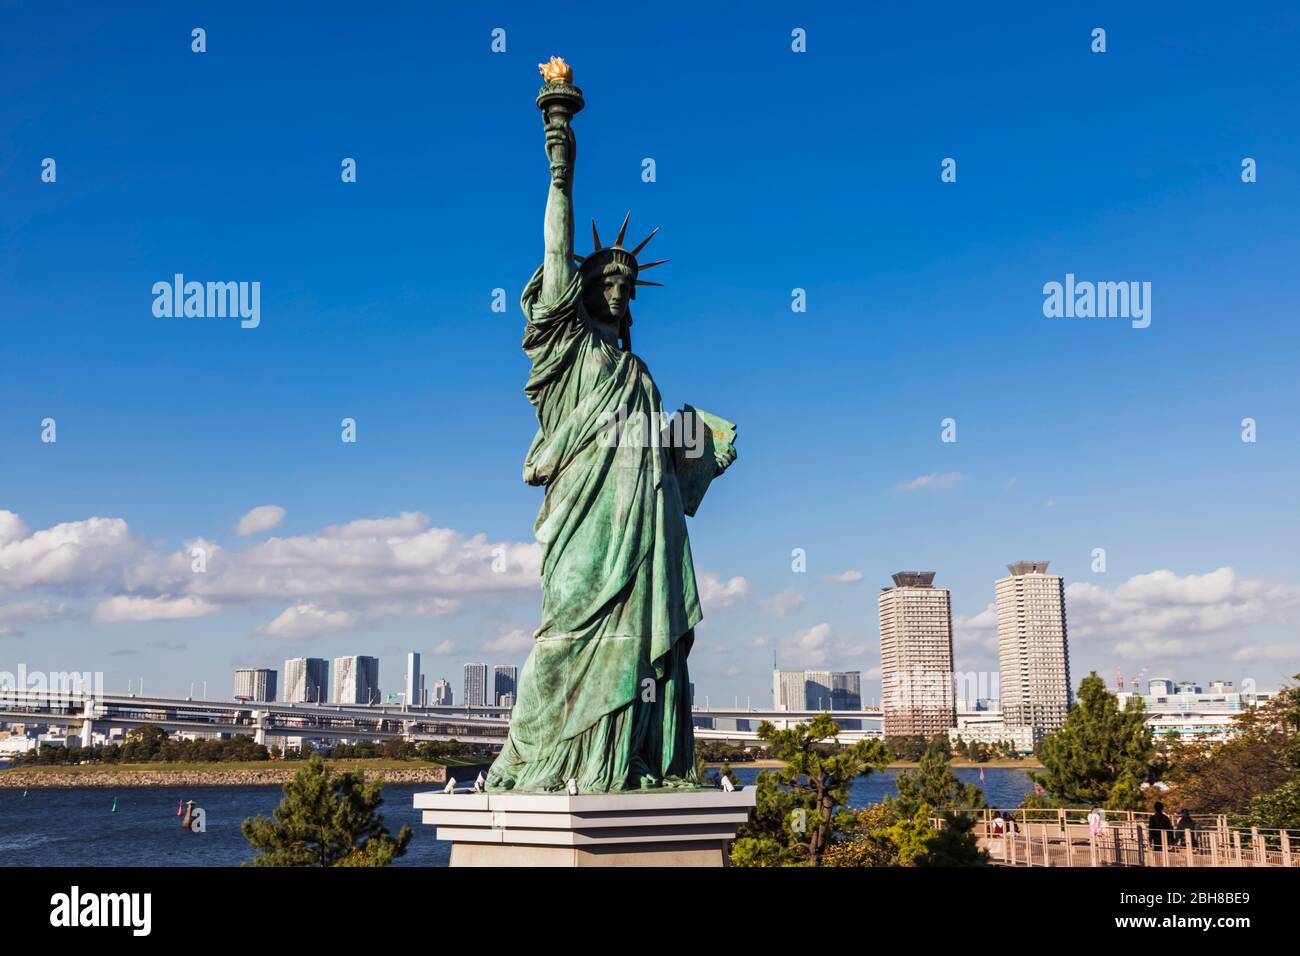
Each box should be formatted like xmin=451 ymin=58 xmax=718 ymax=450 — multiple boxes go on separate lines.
xmin=951 ymin=808 xmax=1299 ymax=867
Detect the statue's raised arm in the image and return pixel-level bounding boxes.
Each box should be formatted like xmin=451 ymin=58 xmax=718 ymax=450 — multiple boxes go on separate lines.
xmin=537 ymin=57 xmax=582 ymax=305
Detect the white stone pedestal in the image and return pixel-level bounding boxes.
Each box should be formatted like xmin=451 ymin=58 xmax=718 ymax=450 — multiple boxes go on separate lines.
xmin=413 ymin=789 xmax=756 ymax=867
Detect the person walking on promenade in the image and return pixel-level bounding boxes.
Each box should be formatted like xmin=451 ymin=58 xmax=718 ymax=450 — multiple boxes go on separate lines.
xmin=1175 ymin=808 xmax=1199 ymax=849
xmin=1148 ymin=801 xmax=1173 ymax=850
xmin=1089 ymin=806 xmax=1108 ymax=838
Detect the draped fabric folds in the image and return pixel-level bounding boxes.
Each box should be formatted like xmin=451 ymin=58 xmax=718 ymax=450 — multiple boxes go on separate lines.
xmin=485 ymin=265 xmax=701 ymax=793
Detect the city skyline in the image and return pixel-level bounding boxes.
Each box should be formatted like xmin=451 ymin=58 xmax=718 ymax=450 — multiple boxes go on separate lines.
xmin=3 ymin=4 xmax=1299 ymax=706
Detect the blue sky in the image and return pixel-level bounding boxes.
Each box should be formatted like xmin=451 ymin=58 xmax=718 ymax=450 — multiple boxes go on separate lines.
xmin=1 ymin=1 xmax=1297 ymax=704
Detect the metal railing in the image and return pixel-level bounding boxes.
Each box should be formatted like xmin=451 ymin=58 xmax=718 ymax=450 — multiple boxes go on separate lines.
xmin=956 ymin=808 xmax=1299 ymax=867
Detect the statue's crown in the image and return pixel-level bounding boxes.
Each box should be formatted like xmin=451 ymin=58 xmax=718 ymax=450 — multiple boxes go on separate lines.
xmin=574 ymin=212 xmax=669 ymax=299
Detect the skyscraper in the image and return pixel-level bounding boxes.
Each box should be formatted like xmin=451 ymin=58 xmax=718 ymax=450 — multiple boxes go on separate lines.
xmin=463 ymin=662 xmax=487 ymax=708
xmin=879 ymin=571 xmax=956 ymax=737
xmin=493 ymin=665 xmax=518 ymax=706
xmin=333 ymin=655 xmax=379 ymax=705
xmin=996 ymin=561 xmax=1071 ymax=735
xmin=283 ymin=658 xmax=328 ymax=703
xmin=772 ymin=670 xmax=863 ymax=711
xmin=433 ymin=678 xmax=452 ymax=706
xmin=234 ymin=668 xmax=277 ymax=702
xmin=405 ymin=652 xmax=422 ymax=708
xmin=772 ymin=670 xmax=807 ymax=711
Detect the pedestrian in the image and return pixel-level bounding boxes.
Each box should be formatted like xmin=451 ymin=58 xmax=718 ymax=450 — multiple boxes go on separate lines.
xmin=1175 ymin=808 xmax=1198 ymax=849
xmin=1148 ymin=801 xmax=1173 ymax=850
xmin=1088 ymin=806 xmax=1108 ymax=838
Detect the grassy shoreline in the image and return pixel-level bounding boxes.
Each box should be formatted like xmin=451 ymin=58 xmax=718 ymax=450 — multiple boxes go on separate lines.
xmin=0 ymin=757 xmax=489 ymax=789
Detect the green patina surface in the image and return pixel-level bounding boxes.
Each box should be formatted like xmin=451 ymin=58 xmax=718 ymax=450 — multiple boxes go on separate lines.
xmin=486 ymin=62 xmax=735 ymax=794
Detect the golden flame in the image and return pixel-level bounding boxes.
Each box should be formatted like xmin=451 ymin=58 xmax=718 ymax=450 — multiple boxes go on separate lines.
xmin=538 ymin=56 xmax=572 ymax=84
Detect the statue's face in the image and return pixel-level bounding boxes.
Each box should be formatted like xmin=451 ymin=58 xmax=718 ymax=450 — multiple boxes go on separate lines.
xmin=585 ymin=271 xmax=631 ymax=325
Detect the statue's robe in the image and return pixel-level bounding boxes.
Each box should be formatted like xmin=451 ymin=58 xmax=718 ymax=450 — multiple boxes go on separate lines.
xmin=485 ymin=265 xmax=700 ymax=792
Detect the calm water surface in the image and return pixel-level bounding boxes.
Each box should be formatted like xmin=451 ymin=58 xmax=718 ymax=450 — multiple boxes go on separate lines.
xmin=0 ymin=766 xmax=1034 ymax=866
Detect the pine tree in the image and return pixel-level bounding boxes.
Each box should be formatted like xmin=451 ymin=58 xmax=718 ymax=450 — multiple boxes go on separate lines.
xmin=732 ymin=714 xmax=889 ymax=866
xmin=894 ymin=741 xmax=987 ymax=815
xmin=1030 ymin=672 xmax=1154 ymax=808
xmin=241 ymin=753 xmax=412 ymax=866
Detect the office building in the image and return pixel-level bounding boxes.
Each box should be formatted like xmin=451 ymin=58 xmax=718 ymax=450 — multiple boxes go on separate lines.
xmin=493 ymin=665 xmax=518 ymax=707
xmin=464 ymin=663 xmax=487 ymax=708
xmin=234 ymin=668 xmax=277 ymax=702
xmin=333 ymin=655 xmax=379 ymax=705
xmin=433 ymin=678 xmax=452 ymax=706
xmin=772 ymin=669 xmax=863 ymax=711
xmin=405 ymin=652 xmax=422 ymax=708
xmin=283 ymin=658 xmax=328 ymax=704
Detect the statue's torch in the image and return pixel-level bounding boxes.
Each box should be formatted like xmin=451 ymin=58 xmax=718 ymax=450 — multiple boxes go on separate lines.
xmin=536 ymin=56 xmax=584 ymax=188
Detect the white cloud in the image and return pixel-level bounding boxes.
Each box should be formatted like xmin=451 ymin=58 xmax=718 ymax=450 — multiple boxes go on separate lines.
xmin=93 ymin=595 xmax=220 ymax=623
xmin=953 ymin=602 xmax=998 ymax=653
xmin=824 ymin=570 xmax=863 ymax=585
xmin=1066 ymin=568 xmax=1299 ymax=646
xmin=760 ymin=588 xmax=805 ymax=617
xmin=1231 ymin=645 xmax=1298 ymax=663
xmin=429 ymin=640 xmax=456 ymax=656
xmin=235 ymin=505 xmax=285 ymax=537
xmin=897 ymin=472 xmax=962 ymax=493
xmin=698 ymin=573 xmax=749 ymax=611
xmin=0 ymin=509 xmax=542 ymax=642
xmin=484 ymin=628 xmax=534 ymax=653
xmin=0 ymin=511 xmax=143 ymax=593
xmin=0 ymin=599 xmax=69 ymax=638
xmin=780 ymin=622 xmax=833 ymax=667
xmin=258 ymin=603 xmax=357 ymax=639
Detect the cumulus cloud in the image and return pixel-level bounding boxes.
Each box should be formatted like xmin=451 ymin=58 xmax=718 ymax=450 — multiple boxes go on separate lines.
xmin=0 ymin=511 xmax=144 ymax=593
xmin=1231 ymin=645 xmax=1299 ymax=663
xmin=93 ymin=595 xmax=220 ymax=623
xmin=258 ymin=603 xmax=357 ymax=639
xmin=484 ymin=628 xmax=534 ymax=653
xmin=824 ymin=570 xmax=863 ymax=585
xmin=0 ymin=599 xmax=69 ymax=638
xmin=235 ymin=505 xmax=285 ymax=537
xmin=760 ymin=588 xmax=805 ymax=617
xmin=0 ymin=509 xmax=540 ymax=641
xmin=429 ymin=639 xmax=457 ymax=656
xmin=897 ymin=472 xmax=962 ymax=494
xmin=780 ymin=622 xmax=833 ymax=667
xmin=958 ymin=567 xmax=1300 ymax=667
xmin=698 ymin=573 xmax=749 ymax=611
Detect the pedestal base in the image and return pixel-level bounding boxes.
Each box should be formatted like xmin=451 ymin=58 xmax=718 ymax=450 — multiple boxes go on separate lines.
xmin=414 ymin=789 xmax=756 ymax=868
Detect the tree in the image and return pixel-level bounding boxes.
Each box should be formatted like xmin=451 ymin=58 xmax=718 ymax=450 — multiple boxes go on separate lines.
xmin=894 ymin=742 xmax=987 ymax=815
xmin=241 ymin=753 xmax=412 ymax=866
xmin=1028 ymin=672 xmax=1154 ymax=808
xmin=1164 ymin=676 xmax=1300 ymax=818
xmin=732 ymin=714 xmax=889 ymax=866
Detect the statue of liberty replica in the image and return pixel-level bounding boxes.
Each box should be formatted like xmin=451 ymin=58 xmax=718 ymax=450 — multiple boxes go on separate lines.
xmin=486 ymin=58 xmax=737 ymax=794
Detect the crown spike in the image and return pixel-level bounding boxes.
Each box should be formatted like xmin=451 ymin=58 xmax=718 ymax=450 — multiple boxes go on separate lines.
xmin=637 ymin=258 xmax=670 ymax=271
xmin=635 ymin=280 xmax=663 ymax=287
xmin=629 ymin=227 xmax=659 ymax=257
xmin=591 ymin=219 xmax=602 ymax=251
xmin=614 ymin=211 xmax=631 ymax=248
xmin=572 ymin=254 xmax=586 ymax=263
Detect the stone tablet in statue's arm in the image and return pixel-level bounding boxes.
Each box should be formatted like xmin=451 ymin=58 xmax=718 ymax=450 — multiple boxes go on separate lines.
xmin=671 ymin=405 xmax=737 ymax=517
